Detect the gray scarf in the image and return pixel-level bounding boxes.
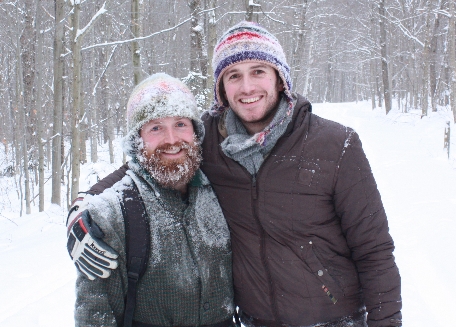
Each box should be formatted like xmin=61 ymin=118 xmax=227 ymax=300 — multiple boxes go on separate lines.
xmin=221 ymin=95 xmax=294 ymax=176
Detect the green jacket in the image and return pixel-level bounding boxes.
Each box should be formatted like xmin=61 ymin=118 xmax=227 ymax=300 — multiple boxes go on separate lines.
xmin=75 ymin=162 xmax=234 ymax=326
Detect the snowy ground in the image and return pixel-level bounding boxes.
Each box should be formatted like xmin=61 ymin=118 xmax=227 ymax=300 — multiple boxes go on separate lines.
xmin=1 ymin=101 xmax=455 ymax=326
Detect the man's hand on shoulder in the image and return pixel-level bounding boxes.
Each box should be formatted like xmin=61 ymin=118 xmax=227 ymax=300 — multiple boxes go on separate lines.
xmin=66 ymin=194 xmax=119 ymax=280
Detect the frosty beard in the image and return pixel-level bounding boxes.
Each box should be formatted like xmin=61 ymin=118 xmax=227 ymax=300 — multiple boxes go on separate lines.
xmin=138 ymin=139 xmax=202 ymax=190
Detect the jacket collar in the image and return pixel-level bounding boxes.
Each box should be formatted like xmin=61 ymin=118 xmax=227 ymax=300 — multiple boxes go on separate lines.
xmin=283 ymin=93 xmax=312 ymax=136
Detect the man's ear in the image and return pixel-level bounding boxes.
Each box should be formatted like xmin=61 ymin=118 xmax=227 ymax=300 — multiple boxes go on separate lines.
xmin=275 ymin=71 xmax=285 ymax=91
xmin=219 ymin=81 xmax=229 ymax=106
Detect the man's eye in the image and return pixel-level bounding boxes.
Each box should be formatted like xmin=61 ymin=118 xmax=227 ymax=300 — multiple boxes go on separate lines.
xmin=150 ymin=126 xmax=160 ymax=131
xmin=228 ymin=74 xmax=238 ymax=80
xmin=176 ymin=122 xmax=186 ymax=127
xmin=253 ymin=70 xmax=264 ymax=75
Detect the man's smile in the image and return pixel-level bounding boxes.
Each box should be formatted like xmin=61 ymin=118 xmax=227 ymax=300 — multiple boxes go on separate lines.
xmin=240 ymin=96 xmax=261 ymax=104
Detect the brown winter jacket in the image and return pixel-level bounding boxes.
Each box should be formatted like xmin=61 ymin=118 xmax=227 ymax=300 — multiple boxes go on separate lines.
xmin=87 ymin=95 xmax=401 ymax=327
xmin=200 ymin=94 xmax=401 ymax=327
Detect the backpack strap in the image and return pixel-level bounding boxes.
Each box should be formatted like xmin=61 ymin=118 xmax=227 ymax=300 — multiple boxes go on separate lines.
xmin=120 ymin=182 xmax=150 ymax=327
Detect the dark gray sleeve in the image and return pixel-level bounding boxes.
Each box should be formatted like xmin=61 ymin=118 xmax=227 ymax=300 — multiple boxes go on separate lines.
xmin=75 ymin=190 xmax=128 ymax=326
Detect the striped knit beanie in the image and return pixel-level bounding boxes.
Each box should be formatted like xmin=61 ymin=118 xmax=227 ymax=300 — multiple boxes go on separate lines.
xmin=123 ymin=73 xmax=204 ymax=156
xmin=211 ymin=21 xmax=293 ymax=115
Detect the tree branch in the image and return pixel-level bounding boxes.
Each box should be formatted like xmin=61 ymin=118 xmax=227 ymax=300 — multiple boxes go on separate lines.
xmin=81 ymin=17 xmax=192 ymax=52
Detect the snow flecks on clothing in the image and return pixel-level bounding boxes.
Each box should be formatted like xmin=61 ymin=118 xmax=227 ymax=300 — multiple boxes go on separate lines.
xmin=221 ymin=296 xmax=235 ymax=315
xmin=336 ymin=128 xmax=356 ymax=170
xmin=88 ymin=187 xmax=123 ymax=222
xmin=192 ymin=190 xmax=231 ymax=250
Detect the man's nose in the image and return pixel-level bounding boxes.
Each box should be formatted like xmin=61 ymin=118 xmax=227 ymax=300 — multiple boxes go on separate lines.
xmin=163 ymin=127 xmax=178 ymax=144
xmin=239 ymin=76 xmax=255 ymax=93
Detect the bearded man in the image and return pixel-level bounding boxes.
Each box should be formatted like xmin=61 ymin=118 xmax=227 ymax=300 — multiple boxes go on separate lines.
xmin=68 ymin=73 xmax=234 ymax=327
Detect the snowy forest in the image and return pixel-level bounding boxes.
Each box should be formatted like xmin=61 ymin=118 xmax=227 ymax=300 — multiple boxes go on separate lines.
xmin=1 ymin=0 xmax=456 ymax=212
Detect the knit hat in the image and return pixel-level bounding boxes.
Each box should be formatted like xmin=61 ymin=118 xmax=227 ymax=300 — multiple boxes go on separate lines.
xmin=211 ymin=21 xmax=293 ymax=115
xmin=123 ymin=73 xmax=204 ymax=157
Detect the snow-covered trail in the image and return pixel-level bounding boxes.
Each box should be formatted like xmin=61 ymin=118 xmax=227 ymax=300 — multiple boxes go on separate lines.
xmin=0 ymin=206 xmax=76 ymax=326
xmin=0 ymin=101 xmax=455 ymax=326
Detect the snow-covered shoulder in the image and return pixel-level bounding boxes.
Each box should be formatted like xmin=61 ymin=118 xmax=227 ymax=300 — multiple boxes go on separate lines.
xmin=86 ymin=174 xmax=135 ymax=256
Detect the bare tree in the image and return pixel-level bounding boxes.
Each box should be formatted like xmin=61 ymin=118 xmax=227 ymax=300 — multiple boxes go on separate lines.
xmin=188 ymin=0 xmax=208 ymax=95
xmin=429 ymin=0 xmax=445 ymax=112
xmin=379 ymin=0 xmax=392 ymax=114
xmin=206 ymin=0 xmax=218 ymax=108
xmin=449 ymin=0 xmax=456 ymax=123
xmin=131 ymin=0 xmax=142 ymax=85
xmin=291 ymin=0 xmax=309 ymax=94
xmin=421 ymin=0 xmax=432 ymax=117
xmin=70 ymin=1 xmax=107 ymax=201
xmin=245 ymin=0 xmax=260 ymax=22
xmin=15 ymin=26 xmax=31 ymax=215
xmin=35 ymin=3 xmax=45 ymax=211
xmin=51 ymin=0 xmax=65 ymax=205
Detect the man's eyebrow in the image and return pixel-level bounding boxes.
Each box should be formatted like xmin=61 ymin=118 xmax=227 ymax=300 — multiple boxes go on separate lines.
xmin=225 ymin=64 xmax=269 ymax=75
xmin=250 ymin=64 xmax=268 ymax=69
xmin=224 ymin=67 xmax=239 ymax=75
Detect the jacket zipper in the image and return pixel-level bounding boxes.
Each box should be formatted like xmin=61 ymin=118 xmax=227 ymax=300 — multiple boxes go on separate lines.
xmin=251 ymin=174 xmax=280 ymax=322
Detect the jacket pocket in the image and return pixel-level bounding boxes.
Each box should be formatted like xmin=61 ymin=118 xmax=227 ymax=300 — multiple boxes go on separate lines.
xmin=301 ymin=243 xmax=344 ymax=304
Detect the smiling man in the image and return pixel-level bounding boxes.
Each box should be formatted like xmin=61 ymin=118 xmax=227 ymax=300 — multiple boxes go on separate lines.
xmin=68 ymin=73 xmax=234 ymax=327
xmin=67 ymin=22 xmax=402 ymax=327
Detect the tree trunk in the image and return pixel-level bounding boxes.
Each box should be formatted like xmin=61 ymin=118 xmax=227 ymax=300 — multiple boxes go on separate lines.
xmin=449 ymin=0 xmax=456 ymax=123
xmin=302 ymin=26 xmax=315 ymax=97
xmin=206 ymin=0 xmax=217 ymax=109
xmin=36 ymin=5 xmax=45 ymax=212
xmin=90 ymin=32 xmax=98 ymax=163
xmin=379 ymin=0 xmax=392 ymax=114
xmin=370 ymin=58 xmax=376 ymax=109
xmin=421 ymin=1 xmax=432 ymax=117
xmin=20 ymin=0 xmax=36 ymax=148
xmin=292 ymin=0 xmax=309 ymax=94
xmin=369 ymin=1 xmax=378 ymax=110
xmin=196 ymin=13 xmax=209 ymax=92
xmin=245 ymin=0 xmax=260 ymax=22
xmin=70 ymin=1 xmax=82 ymax=202
xmin=430 ymin=0 xmax=444 ymax=112
xmin=16 ymin=24 xmax=31 ymax=215
xmin=51 ymin=0 xmax=65 ymax=206
xmin=188 ymin=0 xmax=203 ymax=93
xmin=131 ymin=0 xmax=142 ymax=85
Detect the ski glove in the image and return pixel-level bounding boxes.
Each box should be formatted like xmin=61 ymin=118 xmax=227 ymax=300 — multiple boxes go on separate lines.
xmin=66 ymin=195 xmax=119 ymax=280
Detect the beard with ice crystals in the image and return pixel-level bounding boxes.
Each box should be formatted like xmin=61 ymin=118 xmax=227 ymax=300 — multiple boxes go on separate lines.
xmin=138 ymin=137 xmax=202 ymax=190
